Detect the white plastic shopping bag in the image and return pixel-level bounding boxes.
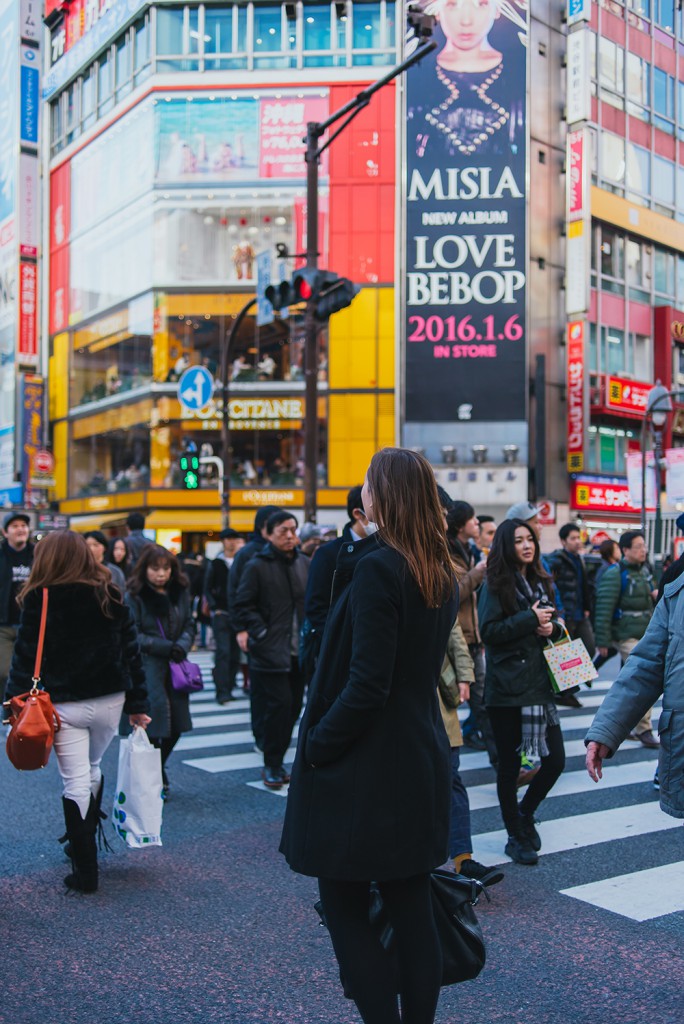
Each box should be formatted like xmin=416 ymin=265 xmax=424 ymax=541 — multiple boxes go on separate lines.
xmin=112 ymin=727 xmax=164 ymax=848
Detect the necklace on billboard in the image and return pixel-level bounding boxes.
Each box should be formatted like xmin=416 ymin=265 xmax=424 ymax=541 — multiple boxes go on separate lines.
xmin=427 ymin=63 xmax=509 ymax=155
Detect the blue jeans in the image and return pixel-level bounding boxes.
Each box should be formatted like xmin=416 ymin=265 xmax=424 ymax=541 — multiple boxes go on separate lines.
xmin=449 ymin=748 xmax=472 ymax=858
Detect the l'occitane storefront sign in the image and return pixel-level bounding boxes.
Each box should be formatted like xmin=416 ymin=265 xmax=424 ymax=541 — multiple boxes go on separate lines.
xmin=181 ymin=397 xmax=304 ymax=431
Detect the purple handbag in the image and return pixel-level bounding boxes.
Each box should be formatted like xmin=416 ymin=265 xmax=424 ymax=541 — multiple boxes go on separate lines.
xmin=157 ymin=620 xmax=204 ymax=694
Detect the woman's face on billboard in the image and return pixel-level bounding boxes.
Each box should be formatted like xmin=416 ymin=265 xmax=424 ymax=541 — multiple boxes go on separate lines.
xmin=438 ymin=0 xmax=498 ymax=51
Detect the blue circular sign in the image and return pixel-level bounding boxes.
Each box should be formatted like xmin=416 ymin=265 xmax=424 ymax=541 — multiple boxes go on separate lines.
xmin=178 ymin=366 xmax=214 ymax=411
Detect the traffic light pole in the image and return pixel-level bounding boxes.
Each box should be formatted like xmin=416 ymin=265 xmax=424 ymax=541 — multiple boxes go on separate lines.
xmin=220 ymin=296 xmax=257 ymax=527
xmin=301 ymin=35 xmax=437 ymax=522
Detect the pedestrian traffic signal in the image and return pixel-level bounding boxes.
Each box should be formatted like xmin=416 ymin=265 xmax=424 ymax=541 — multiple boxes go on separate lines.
xmin=315 ymin=273 xmax=361 ymax=321
xmin=180 ymin=450 xmax=200 ymax=490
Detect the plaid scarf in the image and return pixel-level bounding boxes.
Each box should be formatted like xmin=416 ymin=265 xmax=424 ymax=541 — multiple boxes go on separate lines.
xmin=519 ymin=702 xmax=560 ymax=759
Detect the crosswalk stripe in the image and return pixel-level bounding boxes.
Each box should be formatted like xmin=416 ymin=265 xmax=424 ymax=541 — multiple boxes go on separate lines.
xmin=467 ymin=760 xmax=658 ymax=811
xmin=183 ymin=747 xmax=297 ymax=774
xmin=471 ymin=802 xmax=678 ymax=867
xmin=178 ymin=724 xmax=299 ymax=752
xmin=559 ymin=862 xmax=684 ymax=921
xmin=551 ymin=709 xmax=660 ymax=733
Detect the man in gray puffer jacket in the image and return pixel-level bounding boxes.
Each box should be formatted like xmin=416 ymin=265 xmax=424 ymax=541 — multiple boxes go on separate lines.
xmin=585 ymin=573 xmax=684 ymax=819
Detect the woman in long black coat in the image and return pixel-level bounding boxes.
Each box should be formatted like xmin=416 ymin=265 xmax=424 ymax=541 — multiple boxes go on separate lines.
xmin=478 ymin=518 xmax=566 ymax=866
xmin=281 ymin=448 xmax=458 ymax=1024
xmin=126 ymin=545 xmax=196 ymax=793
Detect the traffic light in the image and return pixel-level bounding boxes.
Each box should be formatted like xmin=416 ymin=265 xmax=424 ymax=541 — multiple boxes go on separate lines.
xmin=265 ymin=269 xmax=360 ymax=321
xmin=315 ymin=273 xmax=361 ymax=321
xmin=265 ymin=269 xmax=323 ymax=312
xmin=180 ymin=449 xmax=200 ymax=490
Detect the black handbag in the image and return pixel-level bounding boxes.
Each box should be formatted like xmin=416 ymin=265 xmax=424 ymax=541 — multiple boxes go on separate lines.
xmin=314 ymin=868 xmax=487 ymax=992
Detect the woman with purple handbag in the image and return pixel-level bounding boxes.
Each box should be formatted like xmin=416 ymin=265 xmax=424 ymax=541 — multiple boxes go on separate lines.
xmin=126 ymin=545 xmax=197 ymax=797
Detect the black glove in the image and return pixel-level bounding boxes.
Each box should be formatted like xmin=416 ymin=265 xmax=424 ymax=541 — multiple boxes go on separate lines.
xmin=170 ymin=644 xmax=186 ymax=663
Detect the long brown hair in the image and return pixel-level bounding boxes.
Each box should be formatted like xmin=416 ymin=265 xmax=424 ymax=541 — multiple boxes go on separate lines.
xmin=365 ymin=447 xmax=455 ymax=608
xmin=19 ymin=530 xmax=123 ymax=617
xmin=127 ymin=544 xmax=189 ymax=596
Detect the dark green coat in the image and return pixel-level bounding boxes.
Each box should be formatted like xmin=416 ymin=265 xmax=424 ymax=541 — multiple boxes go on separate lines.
xmin=593 ymin=559 xmax=654 ymax=648
xmin=479 ymin=583 xmax=561 ymax=707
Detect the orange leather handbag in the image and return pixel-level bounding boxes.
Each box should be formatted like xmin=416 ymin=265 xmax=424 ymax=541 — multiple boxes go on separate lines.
xmin=3 ymin=588 xmax=61 ymax=771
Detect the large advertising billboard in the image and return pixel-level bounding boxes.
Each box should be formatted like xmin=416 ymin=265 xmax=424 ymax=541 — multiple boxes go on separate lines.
xmin=403 ymin=0 xmax=528 ymax=425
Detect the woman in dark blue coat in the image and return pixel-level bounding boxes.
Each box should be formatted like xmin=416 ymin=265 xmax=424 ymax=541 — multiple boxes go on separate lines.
xmin=281 ymin=448 xmax=458 ymax=1024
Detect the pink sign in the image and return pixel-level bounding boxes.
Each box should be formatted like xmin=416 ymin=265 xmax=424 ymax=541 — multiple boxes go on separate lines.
xmin=19 ymin=154 xmax=38 ymax=258
xmin=19 ymin=261 xmax=38 ymax=366
xmin=259 ymin=96 xmax=328 ymax=179
xmin=567 ymin=130 xmax=585 ymax=219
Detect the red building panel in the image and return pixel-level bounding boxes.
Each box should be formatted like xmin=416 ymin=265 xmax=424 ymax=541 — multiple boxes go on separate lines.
xmin=627 ymin=27 xmax=651 ymax=58
xmin=328 ymin=83 xmax=395 ymax=285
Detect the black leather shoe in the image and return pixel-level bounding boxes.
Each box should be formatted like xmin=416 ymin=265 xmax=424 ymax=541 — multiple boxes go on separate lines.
xmin=518 ymin=812 xmax=541 ymax=851
xmin=279 ymin=765 xmax=291 ymax=784
xmin=505 ymin=833 xmax=538 ymax=865
xmin=262 ymin=767 xmax=283 ymax=789
xmin=459 ymin=858 xmax=504 ymax=887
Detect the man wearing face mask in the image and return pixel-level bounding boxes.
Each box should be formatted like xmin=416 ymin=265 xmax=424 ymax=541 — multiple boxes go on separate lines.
xmin=300 ymin=487 xmax=377 ymax=676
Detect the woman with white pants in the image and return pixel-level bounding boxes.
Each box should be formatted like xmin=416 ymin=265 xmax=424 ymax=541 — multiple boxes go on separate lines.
xmin=6 ymin=530 xmax=150 ymax=892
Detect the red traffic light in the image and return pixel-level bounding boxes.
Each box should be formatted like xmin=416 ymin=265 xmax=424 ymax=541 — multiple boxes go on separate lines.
xmin=296 ymin=278 xmax=313 ymax=300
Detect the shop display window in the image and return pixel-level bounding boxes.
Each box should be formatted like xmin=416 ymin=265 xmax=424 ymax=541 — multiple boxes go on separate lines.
xmin=69 ymin=426 xmax=151 ymax=498
xmin=160 ymin=416 xmax=328 ymax=490
xmin=161 ymin=309 xmax=327 ymax=388
xmin=72 ymin=332 xmax=153 ymax=409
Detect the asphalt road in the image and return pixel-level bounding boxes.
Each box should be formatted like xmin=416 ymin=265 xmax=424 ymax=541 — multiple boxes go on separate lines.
xmin=1 ymin=652 xmax=682 ymax=1024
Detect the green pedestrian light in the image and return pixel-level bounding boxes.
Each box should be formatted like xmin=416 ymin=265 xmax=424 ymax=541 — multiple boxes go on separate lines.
xmin=180 ymin=450 xmax=200 ymax=490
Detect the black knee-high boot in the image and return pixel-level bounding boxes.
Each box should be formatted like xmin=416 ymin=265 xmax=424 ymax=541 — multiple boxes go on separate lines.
xmin=62 ymin=797 xmax=98 ymax=893
xmin=60 ymin=776 xmax=111 ymax=858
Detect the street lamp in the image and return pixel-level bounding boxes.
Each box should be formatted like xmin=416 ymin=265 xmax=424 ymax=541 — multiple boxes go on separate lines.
xmin=641 ymin=381 xmax=673 ymax=560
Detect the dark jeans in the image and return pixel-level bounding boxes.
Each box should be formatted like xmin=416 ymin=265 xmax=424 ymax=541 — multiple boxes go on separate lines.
xmin=449 ymin=748 xmax=472 ymax=858
xmin=250 ymin=658 xmax=305 ymax=768
xmin=212 ymin=613 xmax=239 ymax=701
xmin=488 ymin=706 xmax=565 ymax=833
xmin=468 ymin=644 xmax=498 ymax=768
xmin=318 ymin=873 xmax=441 ymax=1024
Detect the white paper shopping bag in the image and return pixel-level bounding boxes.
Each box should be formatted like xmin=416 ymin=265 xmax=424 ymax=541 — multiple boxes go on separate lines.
xmin=543 ymin=629 xmax=598 ymax=693
xmin=112 ymin=727 xmax=163 ymax=848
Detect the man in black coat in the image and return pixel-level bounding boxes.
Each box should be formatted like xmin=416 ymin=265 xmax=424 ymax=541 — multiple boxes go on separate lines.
xmin=547 ymin=523 xmax=596 ymax=657
xmin=233 ymin=511 xmax=309 ymax=789
xmin=204 ymin=528 xmax=244 ymax=704
xmin=300 ymin=486 xmax=375 ymax=676
xmin=227 ymin=504 xmax=281 ymax=612
xmin=0 ymin=512 xmax=34 ymax=699
xmin=124 ymin=512 xmax=151 ymax=568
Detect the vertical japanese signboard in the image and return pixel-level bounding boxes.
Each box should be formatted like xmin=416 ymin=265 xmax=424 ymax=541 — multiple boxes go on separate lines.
xmin=403 ymin=0 xmax=528 ymax=425
xmin=566 ymin=126 xmax=590 ymax=317
xmin=566 ymin=321 xmax=585 ymax=471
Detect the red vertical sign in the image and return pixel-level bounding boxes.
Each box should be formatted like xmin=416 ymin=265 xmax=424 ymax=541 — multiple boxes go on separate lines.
xmin=49 ymin=161 xmax=70 ymax=334
xmin=566 ymin=321 xmax=585 ymax=472
xmin=18 ymin=261 xmax=38 ymax=366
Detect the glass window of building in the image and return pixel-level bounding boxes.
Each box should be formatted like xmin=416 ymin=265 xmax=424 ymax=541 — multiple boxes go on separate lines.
xmin=654 ymin=69 xmax=675 ymax=133
xmin=626 ymin=53 xmax=649 ymax=120
xmin=81 ymin=65 xmax=96 ymax=131
xmin=678 ymin=255 xmax=684 ymax=301
xmin=65 ymin=80 xmax=80 ymax=144
xmin=50 ymin=98 xmax=64 ymax=154
xmin=156 ymin=5 xmax=200 ymax=71
xmin=253 ymin=3 xmax=294 ymax=68
xmin=627 ymin=0 xmax=650 ymax=17
xmin=303 ymin=4 xmax=334 ymax=66
xmin=71 ymin=330 xmax=154 ymax=410
xmin=98 ymin=48 xmax=114 ymax=116
xmin=204 ymin=5 xmax=248 ymax=69
xmin=627 ymin=238 xmax=651 ymax=303
xmin=599 ymin=226 xmax=624 ymax=293
xmin=653 ymin=156 xmax=675 ymax=213
xmin=598 ymin=37 xmax=624 ymax=108
xmin=630 ymin=333 xmax=651 ymax=380
xmin=604 ymin=326 xmax=627 ymax=376
xmin=600 ymin=132 xmax=626 ymax=194
xmin=588 ymin=323 xmax=598 ymax=373
xmin=625 ymin=142 xmax=650 ymax=204
xmin=655 ymin=0 xmax=675 ymax=32
xmin=134 ymin=14 xmax=152 ymax=83
xmin=654 ymin=246 xmax=676 ymax=297
xmin=352 ymin=2 xmax=386 ymax=66
xmin=116 ymin=33 xmax=133 ymax=103
xmin=70 ymin=423 xmax=151 ymax=498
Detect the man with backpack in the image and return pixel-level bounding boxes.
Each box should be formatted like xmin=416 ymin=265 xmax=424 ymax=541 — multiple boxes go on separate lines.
xmin=594 ymin=530 xmax=658 ymax=749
